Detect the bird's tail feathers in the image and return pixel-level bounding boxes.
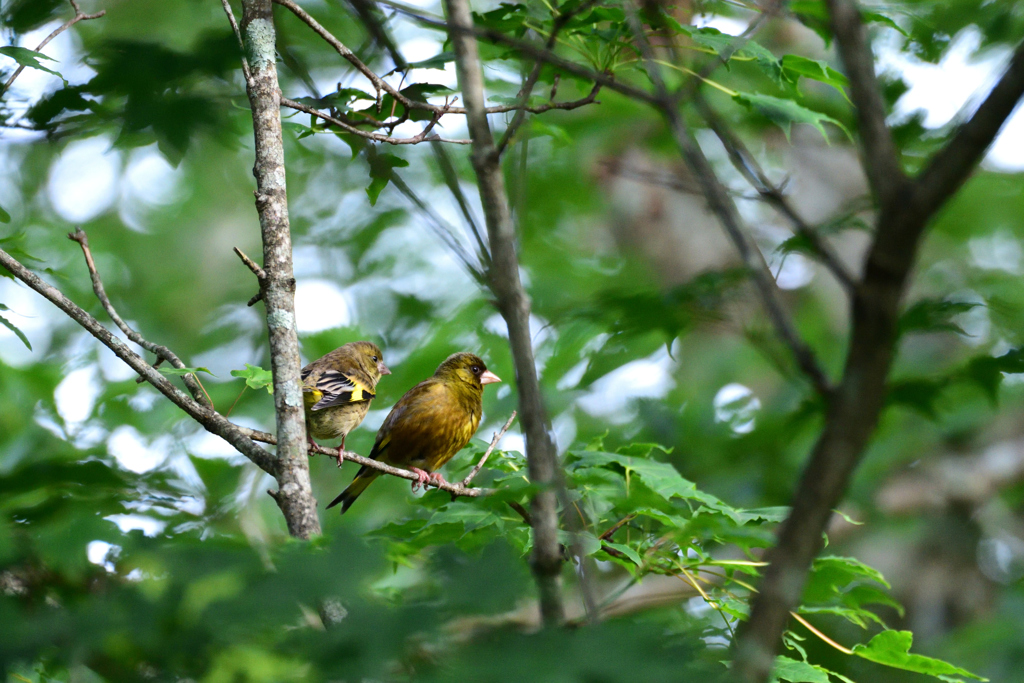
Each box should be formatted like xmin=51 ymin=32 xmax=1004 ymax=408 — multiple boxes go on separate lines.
xmin=326 ymin=465 xmax=379 ymax=513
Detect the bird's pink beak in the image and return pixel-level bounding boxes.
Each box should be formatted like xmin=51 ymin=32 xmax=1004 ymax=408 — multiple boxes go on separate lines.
xmin=378 ymin=361 xmax=391 ymax=375
xmin=480 ymin=370 xmax=501 ymax=385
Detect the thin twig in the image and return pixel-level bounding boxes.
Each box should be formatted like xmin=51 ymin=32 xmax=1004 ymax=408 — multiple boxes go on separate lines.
xmin=1 ymin=0 xmax=106 ymax=95
xmin=233 ymin=246 xmax=266 ymax=306
xmin=599 ymin=514 xmax=635 ymax=541
xmin=625 ymin=3 xmax=833 ymax=397
xmin=67 ymin=228 xmax=214 ymax=409
xmin=494 ymin=0 xmax=604 ymax=156
xmin=281 ymin=95 xmax=472 ymax=145
xmin=0 ymin=245 xmax=277 ymax=475
xmin=220 ymin=0 xmax=254 ymax=87
xmin=695 ymin=96 xmax=856 ymax=292
xmin=273 ymin=0 xmax=603 ymax=121
xmin=462 ymin=411 xmax=517 ymax=487
xmin=430 ymin=142 xmax=491 ymax=267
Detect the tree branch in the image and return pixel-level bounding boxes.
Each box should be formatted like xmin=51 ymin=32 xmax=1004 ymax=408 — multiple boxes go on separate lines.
xmin=0 ymin=0 xmax=105 ymax=95
xmin=0 ymin=247 xmax=278 ymax=476
xmin=824 ymin=0 xmax=906 ymax=208
xmin=67 ymin=228 xmax=214 ymax=409
xmin=382 ymin=3 xmax=661 ymax=106
xmin=914 ymin=41 xmax=1024 ymax=218
xmin=274 ymin=0 xmax=606 ymax=120
xmin=695 ymin=97 xmax=856 ymax=292
xmin=626 ymin=6 xmax=833 ymax=397
xmin=241 ymin=427 xmax=491 ymax=497
xmin=240 ymin=0 xmax=320 ymax=539
xmin=280 ymin=95 xmax=472 ymax=145
xmin=445 ymin=0 xmax=566 ymax=626
xmin=732 ymin=13 xmax=1024 ymax=683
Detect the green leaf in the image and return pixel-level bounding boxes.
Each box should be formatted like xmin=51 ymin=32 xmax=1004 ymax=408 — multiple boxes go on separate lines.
xmin=230 ymin=363 xmax=273 ymax=393
xmin=861 ymin=10 xmax=909 ymax=37
xmin=781 ymin=54 xmax=850 ymax=99
xmin=887 ymin=377 xmax=948 ymax=419
xmin=0 ymin=312 xmax=31 ymax=349
xmin=604 ymin=542 xmax=643 ymax=566
xmin=733 ymin=92 xmax=850 ymax=142
xmin=159 ymin=366 xmax=216 ymax=377
xmin=406 ymin=51 xmax=456 ymax=70
xmin=965 ymin=347 xmax=1024 ymax=402
xmin=0 ymin=46 xmax=65 ymax=83
xmin=899 ymin=298 xmax=979 ymax=337
xmin=679 ymin=27 xmax=782 ymax=85
xmin=852 ymin=631 xmax=986 ymax=680
xmin=366 ymin=152 xmax=410 ymax=206
xmin=0 ymin=204 xmax=10 ymax=223
xmin=366 ymin=176 xmax=390 ymax=206
xmin=770 ymin=656 xmax=831 ymax=683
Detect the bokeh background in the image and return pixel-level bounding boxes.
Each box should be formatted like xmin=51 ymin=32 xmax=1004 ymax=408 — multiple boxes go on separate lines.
xmin=1 ymin=0 xmax=1023 ymax=680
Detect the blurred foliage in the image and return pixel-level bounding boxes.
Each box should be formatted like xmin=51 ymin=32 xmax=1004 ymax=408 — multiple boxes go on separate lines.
xmin=1 ymin=0 xmax=1022 ymax=681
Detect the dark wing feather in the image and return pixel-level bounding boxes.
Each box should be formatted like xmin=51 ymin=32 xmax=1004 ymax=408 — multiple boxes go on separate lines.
xmin=309 ymin=370 xmax=375 ymax=410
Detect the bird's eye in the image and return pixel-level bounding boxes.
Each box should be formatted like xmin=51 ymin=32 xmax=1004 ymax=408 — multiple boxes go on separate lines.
xmin=372 ymin=356 xmax=379 ymax=362
xmin=471 ymin=365 xmax=480 ymax=374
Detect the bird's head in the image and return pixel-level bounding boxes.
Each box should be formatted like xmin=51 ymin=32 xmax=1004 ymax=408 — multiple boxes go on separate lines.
xmin=435 ymin=352 xmax=501 ymax=389
xmin=347 ymin=341 xmax=391 ymax=382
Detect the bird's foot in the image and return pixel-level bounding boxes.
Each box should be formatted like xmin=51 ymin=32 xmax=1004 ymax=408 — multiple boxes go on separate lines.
xmin=306 ymin=436 xmax=324 ymax=455
xmin=428 ymin=472 xmax=449 ymax=487
xmin=409 ymin=467 xmax=431 ymax=492
xmin=335 ymin=436 xmax=346 ymax=468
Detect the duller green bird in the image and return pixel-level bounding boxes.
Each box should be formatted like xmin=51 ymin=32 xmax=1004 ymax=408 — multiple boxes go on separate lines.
xmin=301 ymin=341 xmax=390 ymax=455
xmin=326 ymin=352 xmax=501 ymax=513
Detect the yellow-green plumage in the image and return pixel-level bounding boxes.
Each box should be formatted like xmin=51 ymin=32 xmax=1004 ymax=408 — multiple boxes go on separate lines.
xmin=327 ymin=352 xmax=501 ymax=513
xmin=301 ymin=341 xmax=390 ymax=451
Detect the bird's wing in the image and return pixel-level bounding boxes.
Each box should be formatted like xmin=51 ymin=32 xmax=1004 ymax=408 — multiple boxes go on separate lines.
xmin=369 ymin=380 xmax=473 ymax=470
xmin=303 ymin=369 xmax=375 ymax=411
xmin=367 ymin=380 xmax=440 ymax=459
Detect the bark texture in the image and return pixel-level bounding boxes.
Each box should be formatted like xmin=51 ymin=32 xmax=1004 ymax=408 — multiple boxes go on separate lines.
xmin=241 ymin=0 xmax=320 ymax=539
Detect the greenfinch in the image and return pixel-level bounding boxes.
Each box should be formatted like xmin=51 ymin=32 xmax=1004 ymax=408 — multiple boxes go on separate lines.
xmin=326 ymin=352 xmax=501 ymax=513
xmin=301 ymin=341 xmax=390 ymax=454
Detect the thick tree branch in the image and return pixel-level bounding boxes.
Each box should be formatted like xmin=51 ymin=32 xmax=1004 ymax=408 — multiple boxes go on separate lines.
xmin=0 ymin=0 xmax=105 ymax=95
xmin=733 ymin=11 xmax=1024 ymax=683
xmin=241 ymin=0 xmax=320 ymax=539
xmin=0 ymin=247 xmax=278 ymax=476
xmin=445 ymin=0 xmax=566 ymax=626
xmin=824 ymin=0 xmax=907 ymax=208
xmin=67 ymin=228 xmax=214 ymax=409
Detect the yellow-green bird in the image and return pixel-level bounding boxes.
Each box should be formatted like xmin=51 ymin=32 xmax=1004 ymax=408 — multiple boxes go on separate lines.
xmin=326 ymin=352 xmax=501 ymax=513
xmin=301 ymin=341 xmax=391 ymax=455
